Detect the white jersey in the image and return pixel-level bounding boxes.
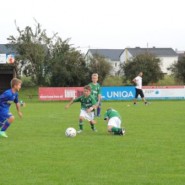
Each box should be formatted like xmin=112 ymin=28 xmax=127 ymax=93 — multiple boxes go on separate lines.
xmin=134 ymin=76 xmax=142 ymax=89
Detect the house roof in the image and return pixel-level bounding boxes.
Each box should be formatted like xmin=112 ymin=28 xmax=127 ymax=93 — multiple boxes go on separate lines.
xmin=88 ymin=49 xmax=124 ymax=61
xmin=0 ymin=44 xmax=17 ymax=54
xmin=126 ymin=47 xmax=178 ymax=57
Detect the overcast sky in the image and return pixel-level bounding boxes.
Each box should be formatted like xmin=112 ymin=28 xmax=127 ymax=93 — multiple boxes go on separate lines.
xmin=0 ymin=0 xmax=184 ymax=53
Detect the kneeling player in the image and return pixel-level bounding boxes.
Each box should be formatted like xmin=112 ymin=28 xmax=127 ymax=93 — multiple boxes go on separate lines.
xmin=104 ymin=108 xmax=125 ymax=136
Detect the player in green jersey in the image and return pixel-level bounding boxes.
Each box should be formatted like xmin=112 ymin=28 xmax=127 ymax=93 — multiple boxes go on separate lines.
xmin=88 ymin=73 xmax=102 ymax=117
xmin=65 ymin=85 xmax=97 ymax=133
xmin=104 ymin=108 xmax=125 ymax=136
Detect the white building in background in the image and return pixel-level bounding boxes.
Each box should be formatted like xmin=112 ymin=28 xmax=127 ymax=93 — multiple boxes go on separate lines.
xmin=85 ymin=49 xmax=124 ymax=76
xmin=121 ymin=47 xmax=178 ymax=74
xmin=86 ymin=47 xmax=178 ymax=75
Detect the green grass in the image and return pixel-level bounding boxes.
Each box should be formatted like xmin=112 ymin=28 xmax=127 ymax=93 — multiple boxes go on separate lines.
xmin=18 ymin=86 xmax=38 ymax=102
xmin=1 ymin=101 xmax=185 ymax=185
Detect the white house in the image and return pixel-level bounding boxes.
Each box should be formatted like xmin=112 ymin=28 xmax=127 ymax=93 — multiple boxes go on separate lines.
xmin=86 ymin=47 xmax=178 ymax=75
xmin=122 ymin=47 xmax=178 ymax=74
xmin=85 ymin=49 xmax=124 ymax=76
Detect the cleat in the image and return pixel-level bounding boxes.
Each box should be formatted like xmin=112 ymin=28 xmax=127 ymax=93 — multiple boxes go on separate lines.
xmin=122 ymin=128 xmax=126 ymax=135
xmin=0 ymin=131 xmax=8 ymax=138
xmin=77 ymin=130 xmax=83 ymax=134
xmin=119 ymin=128 xmax=125 ymax=136
xmin=92 ymin=128 xmax=98 ymax=132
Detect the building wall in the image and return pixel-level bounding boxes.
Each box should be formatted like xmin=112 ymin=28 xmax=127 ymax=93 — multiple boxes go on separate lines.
xmin=85 ymin=51 xmax=121 ymax=76
xmin=108 ymin=60 xmax=121 ymax=76
xmin=121 ymin=50 xmax=133 ymax=63
xmin=159 ymin=56 xmax=178 ymax=74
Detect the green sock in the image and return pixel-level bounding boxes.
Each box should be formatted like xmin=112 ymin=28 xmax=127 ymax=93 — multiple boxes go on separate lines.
xmin=111 ymin=127 xmax=122 ymax=135
xmin=90 ymin=122 xmax=95 ymax=130
xmin=79 ymin=121 xmax=83 ymax=130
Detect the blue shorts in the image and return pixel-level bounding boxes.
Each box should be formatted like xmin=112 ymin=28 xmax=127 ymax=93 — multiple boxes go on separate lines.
xmin=0 ymin=112 xmax=12 ymax=126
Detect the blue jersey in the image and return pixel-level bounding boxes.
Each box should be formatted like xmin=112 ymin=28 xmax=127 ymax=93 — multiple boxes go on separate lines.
xmin=0 ymin=89 xmax=19 ymax=114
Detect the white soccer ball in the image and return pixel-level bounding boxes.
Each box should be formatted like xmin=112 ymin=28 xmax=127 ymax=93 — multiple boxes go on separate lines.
xmin=65 ymin=127 xmax=77 ymax=137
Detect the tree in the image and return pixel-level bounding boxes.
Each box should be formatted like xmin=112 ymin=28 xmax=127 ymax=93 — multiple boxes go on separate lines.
xmin=7 ymin=20 xmax=55 ymax=85
xmin=87 ymin=54 xmax=112 ymax=84
xmin=49 ymin=37 xmax=90 ymax=87
xmin=169 ymin=56 xmax=185 ymax=83
xmin=122 ymin=53 xmax=164 ymax=85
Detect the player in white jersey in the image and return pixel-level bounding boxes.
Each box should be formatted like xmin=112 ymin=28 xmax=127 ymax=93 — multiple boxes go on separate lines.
xmin=132 ymin=72 xmax=148 ymax=105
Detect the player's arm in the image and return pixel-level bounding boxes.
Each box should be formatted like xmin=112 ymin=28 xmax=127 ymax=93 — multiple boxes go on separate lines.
xmin=15 ymin=102 xmax=23 ymax=118
xmin=14 ymin=95 xmax=22 ymax=118
xmin=97 ymin=94 xmax=102 ymax=105
xmin=132 ymin=78 xmax=136 ymax=84
xmin=86 ymin=105 xmax=97 ymax=113
xmin=97 ymin=86 xmax=102 ymax=105
xmin=65 ymin=97 xmax=80 ymax=109
xmin=65 ymin=98 xmax=74 ymax=109
xmin=104 ymin=112 xmax=109 ymax=121
xmin=86 ymin=97 xmax=97 ymax=113
xmin=133 ymin=76 xmax=139 ymax=84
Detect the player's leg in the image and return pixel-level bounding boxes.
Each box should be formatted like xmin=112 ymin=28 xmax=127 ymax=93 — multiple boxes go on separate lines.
xmin=88 ymin=112 xmax=97 ymax=132
xmin=0 ymin=113 xmax=14 ymax=138
xmin=140 ymin=90 xmax=148 ymax=104
xmin=133 ymin=88 xmax=139 ymax=105
xmin=78 ymin=116 xmax=84 ymax=133
xmin=117 ymin=118 xmax=125 ymax=135
xmin=89 ymin=120 xmax=97 ymax=132
xmin=97 ymin=102 xmax=101 ymax=117
xmin=107 ymin=117 xmax=123 ymax=135
xmin=77 ymin=110 xmax=86 ymax=133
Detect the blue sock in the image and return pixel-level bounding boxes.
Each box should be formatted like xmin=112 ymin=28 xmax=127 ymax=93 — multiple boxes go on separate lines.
xmin=97 ymin=107 xmax=101 ymax=116
xmin=1 ymin=121 xmax=10 ymax=131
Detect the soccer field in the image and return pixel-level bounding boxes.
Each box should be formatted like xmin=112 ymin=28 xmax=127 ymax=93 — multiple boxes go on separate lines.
xmin=1 ymin=101 xmax=185 ymax=185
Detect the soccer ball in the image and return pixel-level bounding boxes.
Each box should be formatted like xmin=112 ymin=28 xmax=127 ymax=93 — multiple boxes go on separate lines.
xmin=65 ymin=127 xmax=77 ymax=137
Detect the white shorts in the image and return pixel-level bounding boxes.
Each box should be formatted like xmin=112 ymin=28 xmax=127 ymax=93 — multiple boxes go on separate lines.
xmin=80 ymin=109 xmax=94 ymax=121
xmin=108 ymin=117 xmax=121 ymax=128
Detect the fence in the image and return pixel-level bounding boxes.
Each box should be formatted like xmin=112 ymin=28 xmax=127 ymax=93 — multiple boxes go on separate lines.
xmin=39 ymin=86 xmax=185 ymax=101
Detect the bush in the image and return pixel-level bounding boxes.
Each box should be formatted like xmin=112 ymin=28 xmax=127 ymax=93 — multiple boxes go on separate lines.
xmin=21 ymin=76 xmax=36 ymax=87
xmin=102 ymin=75 xmax=184 ymax=87
xmin=150 ymin=75 xmax=184 ymax=86
xmin=102 ymin=76 xmax=124 ymax=86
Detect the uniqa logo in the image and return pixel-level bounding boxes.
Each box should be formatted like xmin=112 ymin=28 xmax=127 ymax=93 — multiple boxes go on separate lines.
xmin=107 ymin=91 xmax=134 ymax=98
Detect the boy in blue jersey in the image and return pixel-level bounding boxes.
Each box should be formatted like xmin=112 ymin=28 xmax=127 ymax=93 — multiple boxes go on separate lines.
xmin=0 ymin=78 xmax=22 ymax=138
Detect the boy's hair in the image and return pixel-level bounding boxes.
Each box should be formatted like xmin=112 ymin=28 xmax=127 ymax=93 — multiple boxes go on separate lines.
xmin=84 ymin=85 xmax=91 ymax=91
xmin=11 ymin=78 xmax=22 ymax=88
xmin=92 ymin=73 xmax=98 ymax=78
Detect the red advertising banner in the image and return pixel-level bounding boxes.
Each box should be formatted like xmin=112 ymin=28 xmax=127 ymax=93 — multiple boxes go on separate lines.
xmin=39 ymin=87 xmax=84 ymax=101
